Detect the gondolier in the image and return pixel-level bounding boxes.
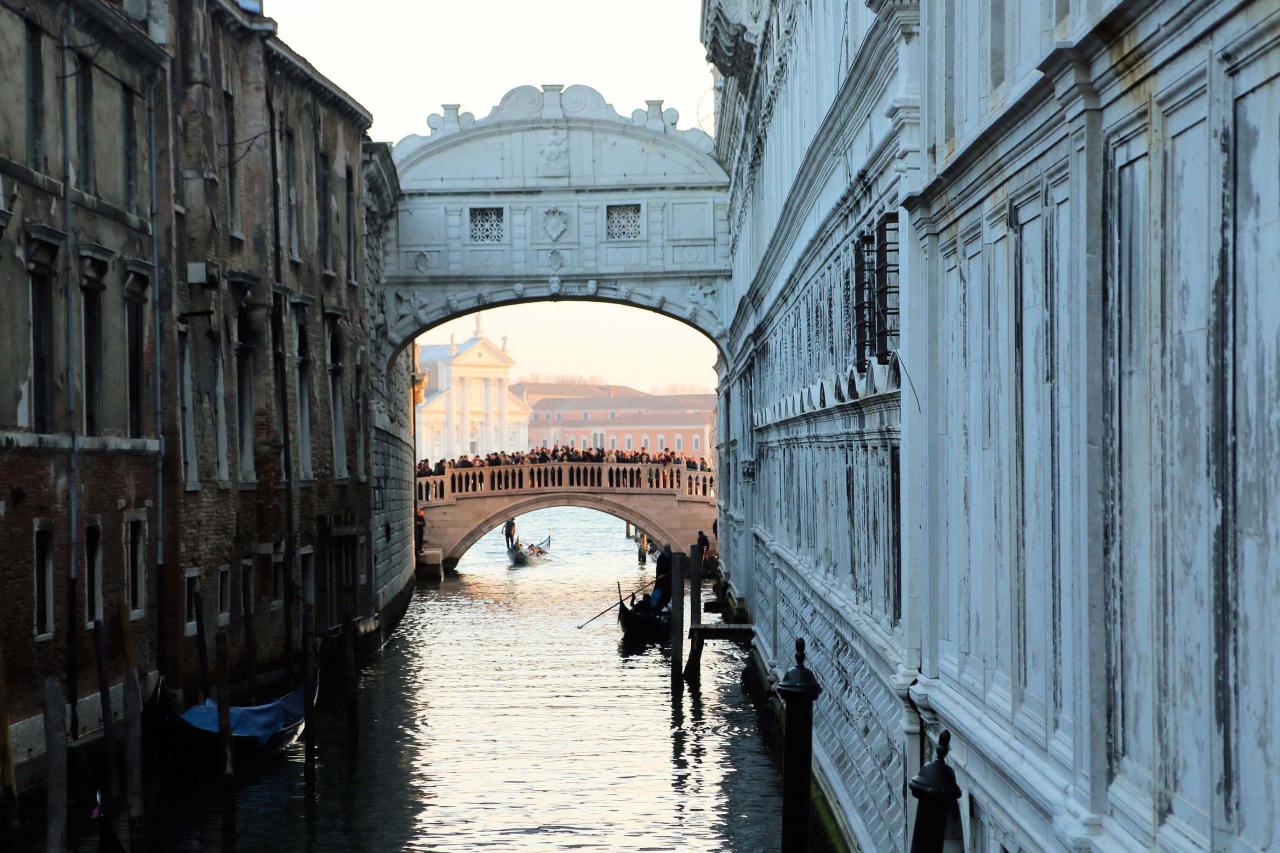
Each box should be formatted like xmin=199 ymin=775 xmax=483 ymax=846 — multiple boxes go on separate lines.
xmin=503 ymin=517 xmax=516 ymax=549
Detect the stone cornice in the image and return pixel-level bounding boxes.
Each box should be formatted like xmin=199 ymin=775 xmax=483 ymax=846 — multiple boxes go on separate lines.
xmin=266 ymin=37 xmax=372 ymax=130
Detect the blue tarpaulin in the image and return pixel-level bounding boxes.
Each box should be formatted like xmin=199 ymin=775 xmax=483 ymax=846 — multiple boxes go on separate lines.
xmin=180 ymin=688 xmax=305 ymax=745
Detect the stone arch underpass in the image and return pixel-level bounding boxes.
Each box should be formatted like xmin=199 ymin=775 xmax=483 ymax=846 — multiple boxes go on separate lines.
xmin=376 ymin=83 xmax=733 ymax=376
xmin=417 ymin=462 xmax=717 ymax=571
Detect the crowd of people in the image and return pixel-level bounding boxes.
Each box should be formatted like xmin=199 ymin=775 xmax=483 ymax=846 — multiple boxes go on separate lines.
xmin=416 ymin=445 xmax=713 ymax=477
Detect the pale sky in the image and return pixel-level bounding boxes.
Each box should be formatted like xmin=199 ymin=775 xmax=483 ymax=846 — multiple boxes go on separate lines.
xmin=267 ymin=0 xmax=719 ymax=391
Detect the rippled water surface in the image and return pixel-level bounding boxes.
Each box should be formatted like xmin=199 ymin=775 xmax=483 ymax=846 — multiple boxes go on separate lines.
xmin=137 ymin=507 xmax=785 ymax=851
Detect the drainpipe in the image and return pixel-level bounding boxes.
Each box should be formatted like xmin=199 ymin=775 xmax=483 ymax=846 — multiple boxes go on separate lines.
xmin=61 ymin=6 xmax=81 ymax=740
xmin=147 ymin=65 xmax=165 ymax=685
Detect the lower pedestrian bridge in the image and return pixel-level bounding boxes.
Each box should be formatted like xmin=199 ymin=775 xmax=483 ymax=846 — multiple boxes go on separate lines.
xmin=416 ymin=461 xmax=716 ymax=571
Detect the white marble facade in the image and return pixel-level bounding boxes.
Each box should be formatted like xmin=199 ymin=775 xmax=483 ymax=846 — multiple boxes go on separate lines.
xmin=414 ymin=320 xmax=531 ymax=460
xmin=705 ymin=0 xmax=1280 ymax=850
xmin=384 ymin=85 xmax=733 ymax=356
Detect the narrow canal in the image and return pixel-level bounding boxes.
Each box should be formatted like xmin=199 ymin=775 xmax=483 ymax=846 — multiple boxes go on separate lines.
xmin=134 ymin=507 xmax=788 ymax=851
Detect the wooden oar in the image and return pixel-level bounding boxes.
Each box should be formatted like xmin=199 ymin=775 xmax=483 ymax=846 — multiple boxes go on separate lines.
xmin=576 ymin=578 xmax=657 ymax=629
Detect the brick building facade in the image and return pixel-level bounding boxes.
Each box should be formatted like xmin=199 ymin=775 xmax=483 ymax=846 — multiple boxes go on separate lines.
xmin=0 ymin=0 xmax=413 ymax=791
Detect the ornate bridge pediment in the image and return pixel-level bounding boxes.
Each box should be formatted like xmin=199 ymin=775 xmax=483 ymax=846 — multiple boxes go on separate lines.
xmin=381 ymin=84 xmax=732 ymax=365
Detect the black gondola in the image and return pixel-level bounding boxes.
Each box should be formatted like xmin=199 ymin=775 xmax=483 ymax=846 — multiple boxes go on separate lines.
xmin=154 ymin=676 xmax=312 ymax=770
xmin=617 ymin=589 xmax=670 ymax=641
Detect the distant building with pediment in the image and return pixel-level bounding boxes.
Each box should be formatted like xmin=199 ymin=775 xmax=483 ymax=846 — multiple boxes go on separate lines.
xmin=414 ymin=316 xmax=531 ymax=461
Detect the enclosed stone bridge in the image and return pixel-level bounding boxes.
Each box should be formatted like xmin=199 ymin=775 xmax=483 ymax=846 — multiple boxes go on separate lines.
xmin=416 ymin=461 xmax=716 ymax=570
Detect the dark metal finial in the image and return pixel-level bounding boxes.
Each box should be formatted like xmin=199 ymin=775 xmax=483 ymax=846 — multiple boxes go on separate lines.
xmin=795 ymin=637 xmax=806 ymax=667
xmin=937 ymin=729 xmax=951 ymax=762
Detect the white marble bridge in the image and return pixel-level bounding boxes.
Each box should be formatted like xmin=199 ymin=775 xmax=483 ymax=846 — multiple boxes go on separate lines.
xmin=416 ymin=461 xmax=716 ymax=571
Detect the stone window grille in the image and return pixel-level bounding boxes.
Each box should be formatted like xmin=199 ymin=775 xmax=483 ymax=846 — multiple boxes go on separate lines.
xmin=875 ymin=216 xmax=900 ymax=364
xmin=854 ymin=232 xmax=876 ymax=372
xmin=469 ymin=207 xmax=505 ymax=243
xmin=606 ymin=204 xmax=642 ymax=240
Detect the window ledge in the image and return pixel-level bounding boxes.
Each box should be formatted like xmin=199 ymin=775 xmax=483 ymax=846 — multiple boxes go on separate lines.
xmin=334 ymin=476 xmax=351 ymax=486
xmin=238 ymin=479 xmax=257 ymax=490
xmin=217 ymin=613 xmax=231 ymax=627
xmin=218 ymin=479 xmax=233 ymax=491
xmin=289 ymin=252 xmax=302 ymax=265
xmin=346 ymin=277 xmax=358 ymax=288
xmin=185 ymin=481 xmax=202 ymax=492
xmin=228 ymin=230 xmax=246 ymax=245
xmin=321 ymin=268 xmax=338 ymax=283
xmin=270 ymin=599 xmax=284 ymax=612
xmin=34 ymin=631 xmax=54 ymax=643
xmin=130 ymin=608 xmax=144 ymax=622
xmin=185 ymin=622 xmax=197 ymax=638
xmin=298 ymin=479 xmax=316 ymax=488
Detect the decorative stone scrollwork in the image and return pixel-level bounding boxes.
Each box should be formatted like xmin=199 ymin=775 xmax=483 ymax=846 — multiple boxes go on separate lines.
xmin=585 ymin=279 xmax=598 ymax=296
xmin=548 ymin=276 xmax=562 ymax=294
xmin=512 ymin=282 xmax=525 ymax=297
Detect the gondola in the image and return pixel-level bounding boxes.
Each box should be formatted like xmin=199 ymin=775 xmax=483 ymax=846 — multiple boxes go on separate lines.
xmin=155 ymin=676 xmax=313 ymax=768
xmin=508 ymin=535 xmax=551 ymax=567
xmin=617 ymin=589 xmax=670 ymax=641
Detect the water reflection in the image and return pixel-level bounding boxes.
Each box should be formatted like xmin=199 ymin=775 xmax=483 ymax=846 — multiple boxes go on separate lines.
xmin=78 ymin=507 xmax=786 ymax=852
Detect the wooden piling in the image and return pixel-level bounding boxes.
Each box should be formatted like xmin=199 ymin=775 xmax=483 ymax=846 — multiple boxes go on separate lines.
xmin=195 ymin=590 xmax=211 ymax=701
xmin=215 ymin=630 xmax=233 ymax=781
xmin=690 ymin=547 xmax=703 ymax=629
xmin=244 ymin=583 xmax=258 ymax=705
xmin=43 ymin=678 xmax=66 ymax=853
xmin=669 ymin=554 xmax=685 ymax=687
xmin=93 ymin=618 xmax=118 ymax=800
xmin=0 ymin=639 xmax=18 ymax=830
xmin=117 ymin=597 xmax=143 ymax=821
xmin=303 ymin=604 xmax=316 ymax=799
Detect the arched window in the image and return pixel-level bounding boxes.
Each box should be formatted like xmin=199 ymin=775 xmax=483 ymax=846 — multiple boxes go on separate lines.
xmin=675 ymin=435 xmax=683 ymax=452
xmin=692 ymin=434 xmax=701 ymax=451
xmin=658 ymin=434 xmax=666 ymax=450
xmin=642 ymin=435 xmax=649 ymax=449
xmin=625 ymin=435 xmax=633 ymax=450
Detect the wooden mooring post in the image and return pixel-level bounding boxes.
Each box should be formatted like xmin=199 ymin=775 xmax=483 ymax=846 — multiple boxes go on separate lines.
xmin=93 ymin=618 xmax=118 ymax=801
xmin=303 ymin=603 xmax=316 ymax=800
xmin=215 ymin=630 xmax=233 ymax=782
xmin=669 ymin=554 xmax=685 ymax=688
xmin=43 ymin=678 xmax=66 ymax=853
xmin=0 ymin=639 xmax=18 ymax=830
xmin=195 ymin=590 xmax=211 ymax=701
xmin=117 ymin=596 xmax=143 ymax=821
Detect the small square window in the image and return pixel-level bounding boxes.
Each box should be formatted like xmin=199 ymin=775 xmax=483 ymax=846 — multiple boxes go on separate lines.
xmin=606 ymin=204 xmax=642 ymax=240
xmin=469 ymin=207 xmax=504 ymax=243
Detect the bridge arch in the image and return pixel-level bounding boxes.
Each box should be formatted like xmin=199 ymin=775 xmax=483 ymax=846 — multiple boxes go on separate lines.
xmin=378 ymin=83 xmax=733 ymax=375
xmin=445 ymin=494 xmax=685 ymax=568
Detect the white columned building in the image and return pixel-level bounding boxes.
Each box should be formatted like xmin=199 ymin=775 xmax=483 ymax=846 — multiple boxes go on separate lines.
xmin=413 ymin=317 xmax=531 ymax=461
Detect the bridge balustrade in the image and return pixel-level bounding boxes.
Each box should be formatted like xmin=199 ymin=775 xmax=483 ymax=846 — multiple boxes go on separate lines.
xmin=416 ymin=461 xmax=715 ymax=507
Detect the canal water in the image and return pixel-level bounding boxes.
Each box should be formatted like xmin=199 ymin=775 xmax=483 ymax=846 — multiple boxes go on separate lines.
xmin=115 ymin=507 xmax=788 ymax=851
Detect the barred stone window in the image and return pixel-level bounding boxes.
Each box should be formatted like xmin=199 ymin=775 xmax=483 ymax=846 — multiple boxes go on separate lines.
xmin=469 ymin=207 xmax=505 ymax=242
xmin=854 ymin=233 xmax=876 ymax=372
xmin=606 ymin=204 xmax=642 ymax=240
xmin=875 ymin=216 xmax=900 ymax=363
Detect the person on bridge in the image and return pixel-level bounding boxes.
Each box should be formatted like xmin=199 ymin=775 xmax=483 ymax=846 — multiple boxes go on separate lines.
xmin=504 ymin=517 xmax=517 ymax=549
xmin=696 ymin=530 xmax=710 ymax=567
